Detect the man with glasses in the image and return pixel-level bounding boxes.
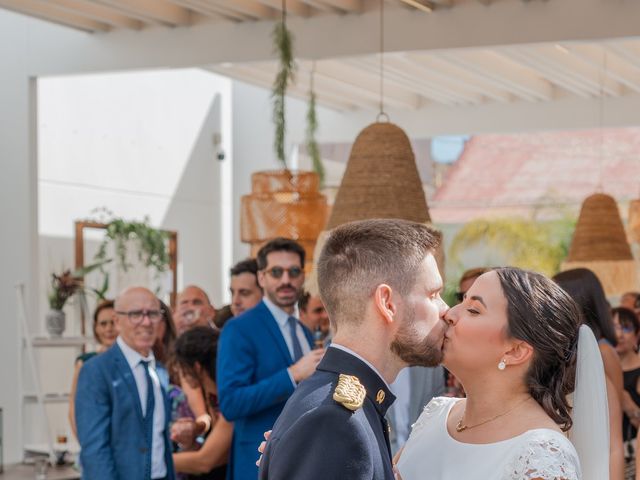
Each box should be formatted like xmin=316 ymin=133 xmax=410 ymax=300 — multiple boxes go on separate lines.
xmin=75 ymin=286 xmax=175 ymax=480
xmin=217 ymin=238 xmax=324 ymax=479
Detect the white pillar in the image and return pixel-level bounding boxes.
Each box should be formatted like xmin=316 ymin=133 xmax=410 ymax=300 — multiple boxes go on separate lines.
xmin=0 ymin=13 xmax=39 ymax=464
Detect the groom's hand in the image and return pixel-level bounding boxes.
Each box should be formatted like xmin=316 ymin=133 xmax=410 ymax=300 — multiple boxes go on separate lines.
xmin=289 ymin=349 xmax=325 ymax=383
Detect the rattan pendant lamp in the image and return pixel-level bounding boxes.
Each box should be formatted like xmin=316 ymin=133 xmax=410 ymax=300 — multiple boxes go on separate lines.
xmin=561 ymin=193 xmax=637 ymax=295
xmin=307 ymin=0 xmax=436 ymax=293
xmin=240 ymin=1 xmax=328 ymax=267
xmin=561 ymin=55 xmax=638 ymax=295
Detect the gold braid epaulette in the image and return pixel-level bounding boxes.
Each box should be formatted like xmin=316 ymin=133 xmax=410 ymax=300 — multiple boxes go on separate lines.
xmin=333 ymin=374 xmax=366 ymax=411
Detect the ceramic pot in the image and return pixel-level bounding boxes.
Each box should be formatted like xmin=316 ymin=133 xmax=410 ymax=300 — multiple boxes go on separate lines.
xmin=45 ymin=309 xmax=65 ymax=337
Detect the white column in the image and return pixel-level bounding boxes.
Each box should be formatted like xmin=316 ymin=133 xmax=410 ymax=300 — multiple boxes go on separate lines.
xmin=0 ymin=13 xmax=39 ymax=464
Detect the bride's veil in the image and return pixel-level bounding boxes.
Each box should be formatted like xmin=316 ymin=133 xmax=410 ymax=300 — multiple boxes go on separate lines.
xmin=568 ymin=324 xmax=609 ymax=480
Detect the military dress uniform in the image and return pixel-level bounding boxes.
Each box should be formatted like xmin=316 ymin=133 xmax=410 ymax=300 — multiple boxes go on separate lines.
xmin=259 ymin=345 xmax=396 ymax=480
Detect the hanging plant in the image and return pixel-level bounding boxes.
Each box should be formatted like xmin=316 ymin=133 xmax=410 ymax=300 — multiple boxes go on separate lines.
xmin=272 ymin=1 xmax=296 ymax=169
xmin=94 ymin=217 xmax=170 ymax=273
xmin=306 ymin=65 xmax=325 ymax=186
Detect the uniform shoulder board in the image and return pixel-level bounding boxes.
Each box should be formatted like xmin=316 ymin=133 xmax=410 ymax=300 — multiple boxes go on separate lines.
xmin=333 ymin=374 xmax=366 ymax=411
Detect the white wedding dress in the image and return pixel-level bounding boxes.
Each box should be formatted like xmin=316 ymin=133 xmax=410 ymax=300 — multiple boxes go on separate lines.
xmin=397 ymin=397 xmax=581 ymax=480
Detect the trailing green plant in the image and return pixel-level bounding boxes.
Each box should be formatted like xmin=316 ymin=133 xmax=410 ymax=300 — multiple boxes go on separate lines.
xmin=448 ymin=216 xmax=576 ymax=278
xmin=306 ymin=73 xmax=325 ymax=186
xmin=272 ymin=6 xmax=296 ymax=169
xmin=94 ymin=217 xmax=170 ymax=273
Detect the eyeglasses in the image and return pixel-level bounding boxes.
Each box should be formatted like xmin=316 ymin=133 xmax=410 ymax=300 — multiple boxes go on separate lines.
xmin=115 ymin=309 xmax=162 ymax=325
xmin=615 ymin=324 xmax=636 ymax=335
xmin=264 ymin=266 xmax=303 ymax=279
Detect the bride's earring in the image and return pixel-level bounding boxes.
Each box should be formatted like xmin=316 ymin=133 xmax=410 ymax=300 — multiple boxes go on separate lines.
xmin=498 ymin=359 xmax=506 ymax=371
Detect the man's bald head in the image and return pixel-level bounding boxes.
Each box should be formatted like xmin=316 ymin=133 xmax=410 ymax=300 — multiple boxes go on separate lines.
xmin=175 ymin=285 xmax=216 ymax=334
xmin=113 ymin=286 xmax=161 ymax=356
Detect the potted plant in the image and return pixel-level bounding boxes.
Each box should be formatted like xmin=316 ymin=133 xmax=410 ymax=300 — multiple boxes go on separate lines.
xmin=46 ymin=261 xmax=110 ymax=337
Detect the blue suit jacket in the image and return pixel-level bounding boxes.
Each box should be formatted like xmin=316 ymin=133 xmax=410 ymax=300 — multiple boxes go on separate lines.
xmin=75 ymin=343 xmax=176 ymax=480
xmin=217 ymin=301 xmax=313 ymax=480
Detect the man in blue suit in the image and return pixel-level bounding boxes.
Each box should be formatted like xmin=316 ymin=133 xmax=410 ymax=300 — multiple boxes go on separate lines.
xmin=76 ymin=286 xmax=176 ymax=480
xmin=217 ymin=238 xmax=324 ymax=479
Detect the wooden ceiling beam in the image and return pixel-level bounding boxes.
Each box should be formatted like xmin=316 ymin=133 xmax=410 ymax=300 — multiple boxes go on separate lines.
xmin=93 ymin=0 xmax=192 ymax=26
xmin=47 ymin=0 xmax=143 ymax=29
xmin=0 ymin=0 xmax=111 ymax=32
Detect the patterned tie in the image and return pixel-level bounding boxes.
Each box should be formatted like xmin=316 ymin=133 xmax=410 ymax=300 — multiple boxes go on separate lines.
xmin=140 ymin=360 xmax=155 ymax=480
xmin=288 ymin=316 xmax=304 ymax=362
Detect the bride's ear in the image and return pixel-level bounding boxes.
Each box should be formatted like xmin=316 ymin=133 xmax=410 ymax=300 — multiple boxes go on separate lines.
xmin=373 ymin=284 xmax=397 ymax=325
xmin=503 ymin=341 xmax=534 ymax=367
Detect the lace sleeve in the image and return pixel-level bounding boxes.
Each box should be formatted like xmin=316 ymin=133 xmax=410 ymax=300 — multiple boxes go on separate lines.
xmin=504 ymin=431 xmax=581 ymax=480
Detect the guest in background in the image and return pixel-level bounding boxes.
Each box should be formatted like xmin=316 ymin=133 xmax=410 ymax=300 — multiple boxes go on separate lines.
xmin=298 ymin=291 xmax=330 ymax=345
xmin=621 ymin=292 xmax=640 ymax=314
xmin=217 ymin=238 xmax=322 ymax=480
xmin=214 ymin=305 xmax=234 ymax=330
xmin=555 ymin=268 xmax=625 ymax=480
xmin=154 ymin=299 xmax=177 ymax=389
xmin=174 ymin=286 xmax=217 ymax=335
xmin=229 ymin=258 xmax=263 ymax=319
xmin=387 ymin=364 xmax=445 ymax=454
xmin=69 ymin=299 xmax=118 ymax=439
xmin=75 ymin=287 xmax=175 ymax=480
xmin=614 ymin=306 xmax=640 ymax=478
xmin=172 ymin=326 xmax=232 ymax=479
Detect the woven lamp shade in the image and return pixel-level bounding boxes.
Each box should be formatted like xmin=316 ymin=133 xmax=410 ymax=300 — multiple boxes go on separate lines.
xmin=307 ymin=122 xmax=438 ymax=294
xmin=628 ymin=199 xmax=640 ymax=244
xmin=562 ymin=193 xmax=638 ymax=296
xmin=326 ymin=122 xmax=430 ymax=229
xmin=241 ymin=170 xmax=329 ymax=270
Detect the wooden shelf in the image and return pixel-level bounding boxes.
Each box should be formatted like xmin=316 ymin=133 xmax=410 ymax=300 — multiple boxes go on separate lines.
xmin=30 ymin=337 xmax=93 ymax=347
xmin=22 ymin=393 xmax=70 ymax=404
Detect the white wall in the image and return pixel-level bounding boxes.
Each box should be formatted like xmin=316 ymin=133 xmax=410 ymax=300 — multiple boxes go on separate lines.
xmin=38 ymin=69 xmax=232 ymax=312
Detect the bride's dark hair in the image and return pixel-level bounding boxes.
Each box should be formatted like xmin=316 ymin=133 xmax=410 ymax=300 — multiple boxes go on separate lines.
xmin=494 ymin=267 xmax=581 ymax=432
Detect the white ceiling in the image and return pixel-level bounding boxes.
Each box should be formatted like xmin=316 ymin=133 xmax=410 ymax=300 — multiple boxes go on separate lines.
xmin=209 ymin=40 xmax=640 ymax=112
xmin=3 ymin=0 xmax=640 ymax=120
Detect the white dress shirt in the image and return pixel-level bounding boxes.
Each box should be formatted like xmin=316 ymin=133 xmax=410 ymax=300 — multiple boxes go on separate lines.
xmin=263 ymin=297 xmax=311 ymax=385
xmin=117 ymin=336 xmax=167 ymax=479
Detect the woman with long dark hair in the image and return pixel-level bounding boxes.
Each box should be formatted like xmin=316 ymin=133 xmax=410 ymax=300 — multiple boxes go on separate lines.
xmin=397 ymin=267 xmax=608 ymax=479
xmin=172 ymin=327 xmax=232 ymax=479
xmin=554 ymin=268 xmax=625 ymax=480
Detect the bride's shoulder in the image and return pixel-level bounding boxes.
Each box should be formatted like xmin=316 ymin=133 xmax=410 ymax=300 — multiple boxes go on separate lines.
xmin=504 ymin=429 xmax=581 ymax=480
xmin=411 ymin=396 xmax=460 ymax=433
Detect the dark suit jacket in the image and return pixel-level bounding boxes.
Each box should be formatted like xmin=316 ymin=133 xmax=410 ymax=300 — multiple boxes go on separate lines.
xmin=75 ymin=342 xmax=175 ymax=480
xmin=259 ymin=346 xmax=396 ymax=480
xmin=217 ymin=300 xmax=313 ymax=480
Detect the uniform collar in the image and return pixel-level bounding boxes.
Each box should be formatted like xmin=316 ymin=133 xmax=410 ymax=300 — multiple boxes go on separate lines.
xmin=318 ymin=345 xmax=396 ymax=417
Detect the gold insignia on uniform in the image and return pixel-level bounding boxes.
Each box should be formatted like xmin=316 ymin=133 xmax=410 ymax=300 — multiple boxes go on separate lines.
xmin=333 ymin=374 xmax=366 ymax=411
xmin=376 ymin=389 xmax=386 ymax=404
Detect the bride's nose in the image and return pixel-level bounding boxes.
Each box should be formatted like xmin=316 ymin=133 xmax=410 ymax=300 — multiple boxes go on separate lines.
xmin=444 ymin=305 xmax=459 ymax=327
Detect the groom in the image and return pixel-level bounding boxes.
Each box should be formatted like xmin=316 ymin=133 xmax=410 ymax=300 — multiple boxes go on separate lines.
xmin=259 ymin=219 xmax=449 ymax=479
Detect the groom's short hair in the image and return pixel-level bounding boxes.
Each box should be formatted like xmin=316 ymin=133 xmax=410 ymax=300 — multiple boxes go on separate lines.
xmin=317 ymin=219 xmax=441 ymax=329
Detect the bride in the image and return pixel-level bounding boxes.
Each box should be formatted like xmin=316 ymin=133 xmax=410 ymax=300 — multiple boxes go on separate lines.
xmin=396 ymin=267 xmax=609 ymax=480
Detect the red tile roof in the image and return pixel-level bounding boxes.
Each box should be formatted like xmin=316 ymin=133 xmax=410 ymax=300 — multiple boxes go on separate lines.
xmin=430 ymin=128 xmax=640 ymax=223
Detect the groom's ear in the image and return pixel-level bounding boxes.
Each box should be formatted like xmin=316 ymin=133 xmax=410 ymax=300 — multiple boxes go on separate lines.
xmin=504 ymin=341 xmax=534 ymax=366
xmin=373 ymin=284 xmax=397 ymax=325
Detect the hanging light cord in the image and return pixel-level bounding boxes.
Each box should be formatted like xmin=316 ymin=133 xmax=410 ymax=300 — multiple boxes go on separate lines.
xmin=377 ymin=0 xmax=389 ymax=122
xmin=597 ymin=49 xmax=606 ymax=193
